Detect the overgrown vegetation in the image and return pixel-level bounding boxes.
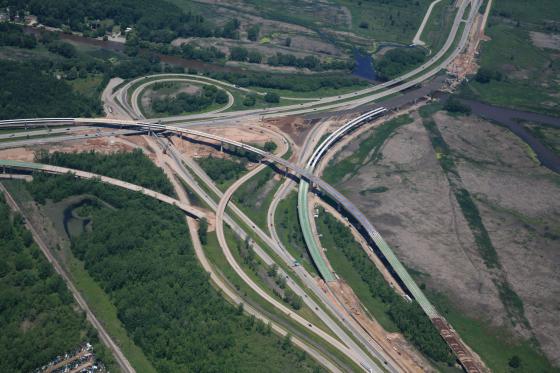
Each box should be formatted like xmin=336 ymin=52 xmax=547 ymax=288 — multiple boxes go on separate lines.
xmin=444 ymin=97 xmax=472 ymax=115
xmin=461 ymin=0 xmax=560 ymax=115
xmin=275 ymin=193 xmax=319 ymax=277
xmin=317 ymin=210 xmax=453 ymax=364
xmin=0 ymin=193 xmax=113 ymax=372
xmin=197 ymin=156 xmax=247 ymax=186
xmin=26 ymin=150 xmax=324 ymax=372
xmin=152 ymin=85 xmax=228 ymax=115
xmin=233 ymin=166 xmax=278 ymax=231
xmin=208 ymin=71 xmax=367 ymax=94
xmin=236 ymin=237 xmax=302 ymax=311
xmin=375 ymin=47 xmax=426 ymax=81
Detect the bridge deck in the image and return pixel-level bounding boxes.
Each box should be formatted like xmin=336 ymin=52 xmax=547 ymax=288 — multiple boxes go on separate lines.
xmin=0 ymin=159 xmax=206 ymax=219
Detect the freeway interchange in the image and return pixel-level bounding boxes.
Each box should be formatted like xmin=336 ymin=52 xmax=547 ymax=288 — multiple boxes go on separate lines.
xmin=0 ymin=1 xmax=488 ymax=372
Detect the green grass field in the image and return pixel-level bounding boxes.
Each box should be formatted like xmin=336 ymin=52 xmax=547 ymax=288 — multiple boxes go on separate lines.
xmin=336 ymin=0 xmax=432 ymax=44
xmin=462 ymin=1 xmax=560 ymax=115
xmin=420 ymin=0 xmax=457 ymax=52
xmin=67 ymin=75 xmax=104 ymax=98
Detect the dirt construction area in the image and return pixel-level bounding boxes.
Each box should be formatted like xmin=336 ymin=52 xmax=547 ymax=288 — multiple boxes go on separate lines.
xmin=326 ymin=110 xmax=560 ymax=366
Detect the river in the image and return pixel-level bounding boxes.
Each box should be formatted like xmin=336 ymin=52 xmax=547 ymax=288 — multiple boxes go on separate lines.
xmin=459 ymin=99 xmax=560 ymax=173
xmin=352 ymin=49 xmax=377 ymax=81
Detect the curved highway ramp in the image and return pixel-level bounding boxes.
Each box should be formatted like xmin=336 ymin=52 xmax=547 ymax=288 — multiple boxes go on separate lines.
xmin=0 ymin=159 xmax=206 ymax=219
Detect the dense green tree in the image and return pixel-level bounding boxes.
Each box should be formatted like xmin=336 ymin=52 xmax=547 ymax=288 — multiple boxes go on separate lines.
xmin=0 ymin=61 xmax=102 ymax=120
xmin=220 ymin=18 xmax=240 ymax=39
xmin=198 ymin=218 xmax=208 ymax=245
xmin=181 ymin=43 xmax=225 ymax=62
xmin=247 ymin=24 xmax=260 ymax=41
xmin=0 ymin=23 xmax=37 ymax=48
xmin=208 ymin=71 xmax=366 ymax=93
xmin=264 ymin=92 xmax=280 ymax=103
xmin=47 ymin=41 xmax=77 ymax=58
xmin=375 ymin=47 xmax=426 ymax=81
xmin=248 ymin=50 xmax=263 ymax=64
xmin=264 ymin=141 xmax=277 ymax=152
xmin=444 ymin=97 xmax=471 ymax=115
xmin=243 ymin=93 xmax=257 ymax=107
xmin=25 ymin=151 xmax=324 ymax=372
xmin=0 ymin=194 xmax=106 ymax=372
xmin=3 ymin=0 xmax=216 ymax=43
xmin=509 ymin=355 xmax=521 ymax=369
xmin=474 ymin=67 xmax=503 ymax=84
xmin=230 ymin=46 xmax=249 ymax=62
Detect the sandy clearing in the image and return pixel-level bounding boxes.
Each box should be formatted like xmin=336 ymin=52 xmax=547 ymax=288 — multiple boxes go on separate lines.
xmin=530 ymin=31 xmax=560 ymax=51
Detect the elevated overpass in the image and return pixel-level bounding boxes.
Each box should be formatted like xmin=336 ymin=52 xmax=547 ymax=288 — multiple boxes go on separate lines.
xmin=0 ymin=116 xmax=482 ymax=371
xmin=0 ymin=117 xmax=438 ymax=316
xmin=297 ymin=107 xmax=388 ymax=283
xmin=0 ymin=159 xmax=206 ymax=219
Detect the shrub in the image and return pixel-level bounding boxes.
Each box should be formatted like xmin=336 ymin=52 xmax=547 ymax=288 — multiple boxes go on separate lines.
xmin=444 ymin=97 xmax=471 ymax=115
xmin=264 ymin=92 xmax=280 ymax=103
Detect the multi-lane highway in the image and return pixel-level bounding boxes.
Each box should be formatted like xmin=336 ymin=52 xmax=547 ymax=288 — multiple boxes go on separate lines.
xmin=158 ymin=132 xmax=396 ymax=372
xmin=107 ymin=0 xmax=479 ymax=125
xmin=0 ymin=1 xmax=487 ymax=371
xmin=297 ymin=108 xmax=387 ymax=283
xmin=0 ymin=115 xmax=483 ymax=370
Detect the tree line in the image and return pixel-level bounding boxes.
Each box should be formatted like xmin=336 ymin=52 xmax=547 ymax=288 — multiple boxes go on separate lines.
xmin=208 ymin=71 xmax=367 ymax=93
xmin=26 ymin=151 xmax=324 ymax=372
xmin=228 ymin=47 xmax=353 ymax=72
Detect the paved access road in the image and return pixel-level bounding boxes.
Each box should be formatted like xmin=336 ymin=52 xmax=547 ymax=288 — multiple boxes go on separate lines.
xmin=412 ymin=0 xmax=444 ymax=46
